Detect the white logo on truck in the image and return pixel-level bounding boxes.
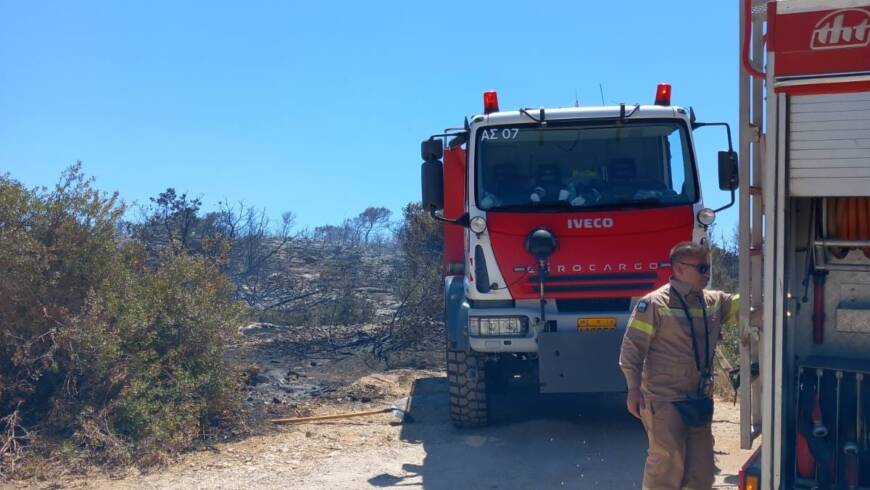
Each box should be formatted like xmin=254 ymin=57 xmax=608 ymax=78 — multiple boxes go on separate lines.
xmin=811 ymin=9 xmax=870 ymax=50
xmin=553 ymin=262 xmax=663 ymax=273
xmin=567 ymin=217 xmax=614 ymax=229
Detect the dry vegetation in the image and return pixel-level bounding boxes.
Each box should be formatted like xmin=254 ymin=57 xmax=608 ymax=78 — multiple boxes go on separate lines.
xmin=0 ymin=165 xmax=447 ymax=481
xmin=0 ymin=164 xmax=739 ymax=483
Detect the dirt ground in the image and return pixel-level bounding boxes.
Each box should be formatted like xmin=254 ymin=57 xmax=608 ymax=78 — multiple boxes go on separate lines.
xmin=4 ymin=325 xmax=759 ymax=489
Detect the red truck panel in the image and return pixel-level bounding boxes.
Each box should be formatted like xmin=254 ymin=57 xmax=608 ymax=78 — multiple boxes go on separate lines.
xmin=486 ymin=206 xmax=693 ymax=299
xmin=442 ymin=147 xmax=466 ymax=274
xmin=769 ymin=2 xmax=870 ymax=94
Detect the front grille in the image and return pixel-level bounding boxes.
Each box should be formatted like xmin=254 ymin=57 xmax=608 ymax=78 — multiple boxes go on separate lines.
xmin=529 ymin=272 xmax=657 ymax=283
xmin=545 ymin=283 xmax=654 ymax=293
xmin=525 ymin=271 xmax=656 ymax=296
xmin=557 ymin=298 xmax=631 ymax=313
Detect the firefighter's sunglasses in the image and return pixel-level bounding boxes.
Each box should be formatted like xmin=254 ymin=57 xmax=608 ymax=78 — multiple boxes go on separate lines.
xmin=680 ymin=262 xmax=711 ymax=274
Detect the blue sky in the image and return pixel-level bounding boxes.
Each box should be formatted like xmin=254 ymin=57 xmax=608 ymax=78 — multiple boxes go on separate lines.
xmin=0 ymin=1 xmax=740 ymax=240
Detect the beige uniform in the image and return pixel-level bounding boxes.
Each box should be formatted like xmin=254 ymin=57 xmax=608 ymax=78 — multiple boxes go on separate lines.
xmin=619 ymin=278 xmax=739 ymax=490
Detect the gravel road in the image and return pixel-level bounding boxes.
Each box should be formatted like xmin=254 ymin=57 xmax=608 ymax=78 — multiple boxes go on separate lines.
xmin=27 ymin=370 xmax=756 ymax=490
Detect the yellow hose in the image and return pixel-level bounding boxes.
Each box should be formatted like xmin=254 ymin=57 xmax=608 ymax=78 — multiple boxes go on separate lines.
xmin=270 ymin=407 xmax=394 ymax=425
xmin=829 ymin=198 xmax=847 ymax=258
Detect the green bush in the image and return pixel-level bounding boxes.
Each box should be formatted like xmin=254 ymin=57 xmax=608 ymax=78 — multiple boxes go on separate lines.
xmin=0 ymin=166 xmax=245 ymax=475
xmin=76 ymin=251 xmax=245 ymax=454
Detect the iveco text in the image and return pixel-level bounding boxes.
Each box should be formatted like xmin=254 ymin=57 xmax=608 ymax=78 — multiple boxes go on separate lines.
xmin=567 ymin=218 xmax=614 ymax=229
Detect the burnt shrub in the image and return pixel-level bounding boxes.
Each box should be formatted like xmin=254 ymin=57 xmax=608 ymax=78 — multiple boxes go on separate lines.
xmin=378 ymin=203 xmax=444 ymax=352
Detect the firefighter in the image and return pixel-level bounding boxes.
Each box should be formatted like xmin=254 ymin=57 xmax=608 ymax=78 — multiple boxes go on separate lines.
xmin=619 ymin=241 xmax=740 ymax=490
xmin=566 ymin=166 xmax=604 ymax=206
xmin=529 ymin=164 xmax=570 ymax=203
xmin=480 ymin=163 xmax=527 ymax=209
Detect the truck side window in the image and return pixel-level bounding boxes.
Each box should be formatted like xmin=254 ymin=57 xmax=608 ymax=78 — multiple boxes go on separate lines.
xmin=667 ymin=130 xmax=691 ymax=200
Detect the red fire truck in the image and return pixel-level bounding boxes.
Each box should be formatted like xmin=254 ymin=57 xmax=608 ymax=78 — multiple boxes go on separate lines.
xmin=420 ymin=86 xmax=738 ymax=427
xmin=736 ymin=1 xmax=870 ymax=489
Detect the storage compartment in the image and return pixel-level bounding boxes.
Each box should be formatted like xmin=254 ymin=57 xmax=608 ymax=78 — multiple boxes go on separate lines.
xmin=795 ymin=197 xmax=870 ymax=359
xmin=784 ymin=197 xmax=870 ymax=488
xmin=789 ymin=92 xmax=870 ymax=197
xmin=793 ymin=358 xmax=870 ymax=489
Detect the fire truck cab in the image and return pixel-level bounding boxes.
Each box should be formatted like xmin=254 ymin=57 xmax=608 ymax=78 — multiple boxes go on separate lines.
xmin=421 ymin=88 xmax=737 ymax=427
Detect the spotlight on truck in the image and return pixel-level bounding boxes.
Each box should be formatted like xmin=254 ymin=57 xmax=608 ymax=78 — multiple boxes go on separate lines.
xmin=525 ymin=228 xmax=557 ymax=261
xmin=697 ymin=208 xmax=716 ymax=226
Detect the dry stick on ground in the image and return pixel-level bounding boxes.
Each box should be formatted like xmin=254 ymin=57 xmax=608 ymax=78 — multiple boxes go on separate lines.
xmin=0 ymin=406 xmax=29 ymax=479
xmin=270 ymin=407 xmax=394 ymax=425
xmin=266 ymin=289 xmax=325 ymax=310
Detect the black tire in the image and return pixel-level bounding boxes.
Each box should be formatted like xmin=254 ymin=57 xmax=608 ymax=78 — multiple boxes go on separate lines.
xmin=447 ymin=349 xmax=489 ymax=428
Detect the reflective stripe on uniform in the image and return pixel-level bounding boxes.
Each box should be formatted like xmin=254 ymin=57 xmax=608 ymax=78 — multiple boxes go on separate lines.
xmin=628 ymin=318 xmax=654 ymax=335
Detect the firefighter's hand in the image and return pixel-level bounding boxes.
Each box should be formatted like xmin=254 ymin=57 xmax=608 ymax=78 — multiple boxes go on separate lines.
xmin=749 ymin=307 xmax=763 ymax=329
xmin=626 ymin=388 xmax=646 ymax=419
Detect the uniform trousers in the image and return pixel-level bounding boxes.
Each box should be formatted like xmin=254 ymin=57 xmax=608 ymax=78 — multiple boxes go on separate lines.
xmin=639 ymin=399 xmax=715 ymax=490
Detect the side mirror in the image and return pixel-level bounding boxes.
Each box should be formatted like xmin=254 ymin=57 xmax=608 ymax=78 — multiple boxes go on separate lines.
xmin=718 ymin=151 xmax=739 ymax=191
xmin=421 ymin=160 xmax=444 ymax=211
xmin=421 ymin=138 xmax=443 ymax=162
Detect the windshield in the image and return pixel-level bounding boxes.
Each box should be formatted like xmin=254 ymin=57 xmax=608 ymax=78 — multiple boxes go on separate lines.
xmin=474 ymin=121 xmax=698 ymax=211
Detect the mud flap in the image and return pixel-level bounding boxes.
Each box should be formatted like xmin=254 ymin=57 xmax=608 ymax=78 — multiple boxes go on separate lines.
xmin=537 ymin=331 xmax=627 ymax=393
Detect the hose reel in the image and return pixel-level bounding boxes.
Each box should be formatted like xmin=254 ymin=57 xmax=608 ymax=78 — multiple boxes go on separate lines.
xmin=825 ymin=197 xmax=870 ymax=259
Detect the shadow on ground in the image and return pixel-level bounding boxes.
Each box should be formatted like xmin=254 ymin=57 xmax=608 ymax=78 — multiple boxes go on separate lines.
xmin=370 ymin=377 xmax=648 ymax=490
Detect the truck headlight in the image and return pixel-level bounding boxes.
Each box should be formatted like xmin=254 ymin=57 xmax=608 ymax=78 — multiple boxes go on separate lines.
xmin=468 ymin=316 xmax=529 ymax=336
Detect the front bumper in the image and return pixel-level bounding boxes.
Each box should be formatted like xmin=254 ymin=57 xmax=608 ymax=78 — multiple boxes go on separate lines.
xmin=466 ymin=303 xmax=631 ymax=353
xmin=466 ymin=305 xmax=630 ymax=393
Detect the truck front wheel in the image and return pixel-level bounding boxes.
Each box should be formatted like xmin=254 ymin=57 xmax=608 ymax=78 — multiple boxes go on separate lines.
xmin=447 ymin=349 xmax=489 ymax=428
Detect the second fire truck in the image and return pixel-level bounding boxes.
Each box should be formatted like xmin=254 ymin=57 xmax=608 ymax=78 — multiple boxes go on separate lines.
xmin=420 ymin=87 xmax=737 ymax=427
xmin=736 ymin=1 xmax=870 ymax=489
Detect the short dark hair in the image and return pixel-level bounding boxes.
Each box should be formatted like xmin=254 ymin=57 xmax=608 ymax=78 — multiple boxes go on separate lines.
xmin=669 ymin=241 xmax=710 ymax=266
